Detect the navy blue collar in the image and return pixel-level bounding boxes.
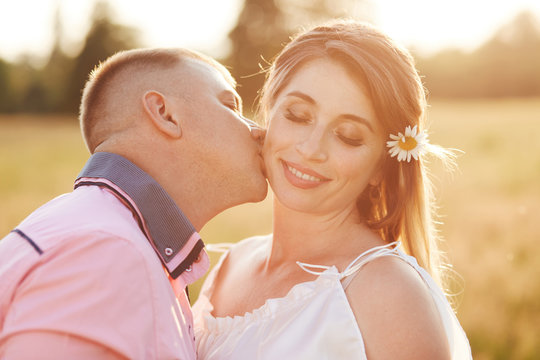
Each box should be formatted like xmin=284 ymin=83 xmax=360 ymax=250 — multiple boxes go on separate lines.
xmin=75 ymin=152 xmax=203 ymax=279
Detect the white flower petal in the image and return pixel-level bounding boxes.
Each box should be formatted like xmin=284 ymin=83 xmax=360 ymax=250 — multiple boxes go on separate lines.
xmin=387 ymin=125 xmax=430 ymax=163
xmin=405 ymin=126 xmax=412 ymax=137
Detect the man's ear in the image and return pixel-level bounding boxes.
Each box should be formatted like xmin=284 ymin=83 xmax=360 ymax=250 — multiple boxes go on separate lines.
xmin=142 ymin=90 xmax=182 ymax=138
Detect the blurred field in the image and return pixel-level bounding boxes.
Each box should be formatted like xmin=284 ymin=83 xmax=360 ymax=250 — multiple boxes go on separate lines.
xmin=1 ymin=98 xmax=539 ymax=359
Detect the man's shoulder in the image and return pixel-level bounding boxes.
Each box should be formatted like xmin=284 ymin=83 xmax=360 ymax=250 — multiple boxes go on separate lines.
xmin=0 ymin=226 xmax=172 ymax=359
xmin=14 ymin=185 xmax=145 ymax=251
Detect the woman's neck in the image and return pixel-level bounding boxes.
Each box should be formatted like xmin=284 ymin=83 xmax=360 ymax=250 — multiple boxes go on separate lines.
xmin=267 ymin=198 xmax=378 ymax=269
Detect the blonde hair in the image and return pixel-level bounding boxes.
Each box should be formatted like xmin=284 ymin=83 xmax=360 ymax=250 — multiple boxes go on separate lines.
xmin=79 ymin=47 xmax=235 ymax=152
xmin=260 ymin=20 xmax=454 ymax=289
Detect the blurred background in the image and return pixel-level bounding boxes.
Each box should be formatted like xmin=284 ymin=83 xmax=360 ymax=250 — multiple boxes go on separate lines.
xmin=1 ymin=0 xmax=539 ymax=358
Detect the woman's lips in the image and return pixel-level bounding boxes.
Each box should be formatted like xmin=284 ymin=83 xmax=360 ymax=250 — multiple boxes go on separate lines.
xmin=281 ymin=160 xmax=330 ymax=189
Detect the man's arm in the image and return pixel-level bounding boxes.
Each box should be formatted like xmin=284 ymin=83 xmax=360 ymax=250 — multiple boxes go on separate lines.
xmin=1 ymin=331 xmax=127 ymax=360
xmin=0 ymin=232 xmax=156 ymax=359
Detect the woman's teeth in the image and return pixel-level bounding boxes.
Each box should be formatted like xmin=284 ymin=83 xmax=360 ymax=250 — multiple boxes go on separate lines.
xmin=287 ymin=165 xmax=322 ymax=182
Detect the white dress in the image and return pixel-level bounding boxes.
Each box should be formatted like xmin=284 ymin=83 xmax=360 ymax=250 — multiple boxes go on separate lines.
xmin=193 ymin=236 xmax=472 ymax=360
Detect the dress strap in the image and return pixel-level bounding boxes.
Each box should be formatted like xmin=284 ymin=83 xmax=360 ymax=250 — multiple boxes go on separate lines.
xmin=295 ymin=242 xmax=401 ymax=280
xmin=296 ymin=261 xmax=332 ymax=276
xmin=341 ymin=242 xmax=401 ymax=289
xmin=205 ymin=243 xmax=235 ymax=253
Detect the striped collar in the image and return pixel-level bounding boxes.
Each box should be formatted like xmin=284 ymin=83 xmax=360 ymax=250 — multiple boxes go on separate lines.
xmin=74 ymin=152 xmax=207 ymax=282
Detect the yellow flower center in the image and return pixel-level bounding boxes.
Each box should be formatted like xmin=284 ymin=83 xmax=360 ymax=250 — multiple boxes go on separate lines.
xmin=399 ymin=136 xmax=417 ymax=151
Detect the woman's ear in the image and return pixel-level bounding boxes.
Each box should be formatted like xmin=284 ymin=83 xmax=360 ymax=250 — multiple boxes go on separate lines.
xmin=142 ymin=90 xmax=182 ymax=138
xmin=369 ymin=173 xmax=382 ymax=187
xmin=369 ymin=160 xmax=384 ymax=187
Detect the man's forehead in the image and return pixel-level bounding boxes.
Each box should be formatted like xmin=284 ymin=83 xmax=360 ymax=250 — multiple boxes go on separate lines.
xmin=180 ymin=58 xmax=235 ymax=91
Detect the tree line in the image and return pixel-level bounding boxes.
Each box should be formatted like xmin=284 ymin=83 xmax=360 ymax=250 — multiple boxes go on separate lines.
xmin=0 ymin=2 xmax=139 ymax=114
xmin=0 ymin=0 xmax=539 ymax=115
xmin=417 ymin=11 xmax=540 ymax=99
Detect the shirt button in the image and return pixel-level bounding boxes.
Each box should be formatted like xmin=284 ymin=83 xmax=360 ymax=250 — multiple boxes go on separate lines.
xmin=194 ymin=254 xmax=201 ymax=263
xmin=165 ymin=247 xmax=173 ymax=256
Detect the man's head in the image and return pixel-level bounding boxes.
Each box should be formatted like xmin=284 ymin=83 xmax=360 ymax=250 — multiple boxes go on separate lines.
xmin=80 ymin=48 xmax=235 ymax=152
xmin=79 ymin=48 xmax=268 ymax=228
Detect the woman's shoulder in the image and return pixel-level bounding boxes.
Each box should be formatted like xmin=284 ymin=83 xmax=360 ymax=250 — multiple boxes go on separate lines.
xmin=226 ymin=234 xmax=272 ymax=262
xmin=198 ymin=235 xmax=271 ymax=303
xmin=208 ymin=234 xmax=271 ymax=283
xmin=345 ymin=255 xmax=451 ymax=359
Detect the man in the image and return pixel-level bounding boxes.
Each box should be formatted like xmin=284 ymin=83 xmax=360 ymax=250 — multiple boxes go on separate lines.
xmin=0 ymin=48 xmax=267 ymax=359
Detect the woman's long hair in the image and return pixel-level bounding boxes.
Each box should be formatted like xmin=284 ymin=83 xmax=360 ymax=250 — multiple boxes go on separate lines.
xmin=259 ymin=20 xmax=455 ymax=290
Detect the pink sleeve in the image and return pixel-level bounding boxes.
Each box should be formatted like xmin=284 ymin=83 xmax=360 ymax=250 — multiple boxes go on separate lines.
xmin=1 ymin=331 xmax=127 ymax=359
xmin=0 ymin=233 xmax=158 ymax=359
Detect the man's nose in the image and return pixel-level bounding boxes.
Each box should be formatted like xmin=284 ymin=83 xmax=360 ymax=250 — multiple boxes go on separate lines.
xmin=241 ymin=116 xmax=266 ymax=142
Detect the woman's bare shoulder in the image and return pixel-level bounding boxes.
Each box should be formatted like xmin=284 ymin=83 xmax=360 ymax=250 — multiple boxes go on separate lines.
xmin=345 ymin=255 xmax=451 ymax=360
xmin=226 ymin=234 xmax=272 ymax=263
xmin=204 ymin=235 xmax=272 ymax=317
xmin=212 ymin=234 xmax=271 ymax=280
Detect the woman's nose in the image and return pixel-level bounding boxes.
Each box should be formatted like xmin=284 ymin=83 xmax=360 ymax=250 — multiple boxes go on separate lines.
xmin=295 ymin=129 xmax=327 ymax=162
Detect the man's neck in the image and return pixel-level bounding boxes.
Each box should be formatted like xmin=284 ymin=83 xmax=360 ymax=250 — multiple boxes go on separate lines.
xmin=165 ymin=183 xmax=220 ymax=231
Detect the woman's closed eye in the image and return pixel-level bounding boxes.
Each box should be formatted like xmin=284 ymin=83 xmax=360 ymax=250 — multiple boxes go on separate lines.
xmin=336 ymin=133 xmax=364 ymax=146
xmin=334 ymin=127 xmax=364 ymax=146
xmin=285 ymin=109 xmax=311 ymax=123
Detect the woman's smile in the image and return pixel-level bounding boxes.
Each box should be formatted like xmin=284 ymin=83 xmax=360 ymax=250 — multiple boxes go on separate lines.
xmin=281 ymin=160 xmax=330 ymax=189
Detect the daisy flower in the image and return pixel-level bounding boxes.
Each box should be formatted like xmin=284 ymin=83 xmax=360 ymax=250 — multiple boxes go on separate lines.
xmin=386 ymin=125 xmax=428 ymax=162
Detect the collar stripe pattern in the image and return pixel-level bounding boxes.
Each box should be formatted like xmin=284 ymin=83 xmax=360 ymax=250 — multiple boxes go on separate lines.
xmin=75 ymin=152 xmax=200 ymax=279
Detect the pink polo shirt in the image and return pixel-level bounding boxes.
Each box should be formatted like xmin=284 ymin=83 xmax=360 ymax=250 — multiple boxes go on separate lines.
xmin=0 ymin=152 xmax=209 ymax=359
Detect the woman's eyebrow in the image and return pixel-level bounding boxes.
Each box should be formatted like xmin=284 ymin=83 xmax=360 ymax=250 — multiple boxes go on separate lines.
xmin=341 ymin=114 xmax=374 ymax=133
xmin=286 ymin=91 xmax=315 ymax=104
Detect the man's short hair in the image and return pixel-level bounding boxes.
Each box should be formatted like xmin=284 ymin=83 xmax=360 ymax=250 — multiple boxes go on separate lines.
xmin=79 ymin=48 xmax=235 ymax=152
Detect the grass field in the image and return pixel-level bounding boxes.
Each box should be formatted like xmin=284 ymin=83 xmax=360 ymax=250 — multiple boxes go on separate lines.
xmin=1 ymin=98 xmax=539 ymax=359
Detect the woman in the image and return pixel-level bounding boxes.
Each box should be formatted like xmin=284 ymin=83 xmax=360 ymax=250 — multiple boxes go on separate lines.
xmin=193 ymin=20 xmax=472 ymax=359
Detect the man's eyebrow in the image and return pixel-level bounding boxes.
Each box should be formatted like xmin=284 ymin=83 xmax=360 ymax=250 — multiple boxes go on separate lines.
xmin=235 ymin=92 xmax=243 ymax=113
xmin=286 ymin=90 xmax=374 ymax=132
xmin=222 ymin=90 xmax=242 ymax=112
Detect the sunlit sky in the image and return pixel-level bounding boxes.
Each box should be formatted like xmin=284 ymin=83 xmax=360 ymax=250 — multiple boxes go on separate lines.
xmin=1 ymin=0 xmax=540 ymax=64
